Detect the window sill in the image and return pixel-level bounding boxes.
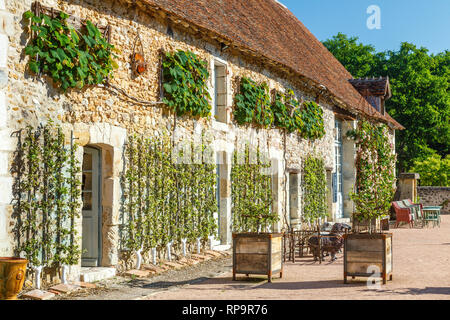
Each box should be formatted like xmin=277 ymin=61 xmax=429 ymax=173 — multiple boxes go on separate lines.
xmin=211 ymin=120 xmax=229 ymax=132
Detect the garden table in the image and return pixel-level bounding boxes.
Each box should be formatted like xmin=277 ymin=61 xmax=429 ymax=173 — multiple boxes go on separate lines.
xmin=422 ymin=206 xmax=442 ymax=228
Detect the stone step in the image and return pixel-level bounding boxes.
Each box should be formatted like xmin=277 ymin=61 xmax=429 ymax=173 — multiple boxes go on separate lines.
xmin=123 ymin=269 xmax=152 ymax=278
xmin=47 ymin=289 xmax=62 ymax=296
xmin=177 ymin=257 xmax=199 ymax=266
xmin=72 ymin=281 xmax=97 ymax=289
xmin=204 ymin=250 xmax=223 ymax=258
xmin=141 ymin=264 xmax=164 ymax=273
xmin=49 ymin=283 xmax=81 ymax=294
xmin=21 ymin=289 xmax=55 ymax=300
xmin=80 ymin=267 xmax=116 ymax=283
xmin=191 ymin=253 xmax=211 ymax=261
xmin=163 ymin=261 xmax=185 ymax=270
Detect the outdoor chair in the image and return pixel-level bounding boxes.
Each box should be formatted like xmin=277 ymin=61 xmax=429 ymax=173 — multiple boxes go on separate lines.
xmin=283 ymin=229 xmax=295 ymax=263
xmin=422 ymin=206 xmax=442 ymax=228
xmin=392 ymin=201 xmax=414 ymax=228
xmin=402 ymin=199 xmax=424 ymax=226
xmin=283 ymin=228 xmax=316 ymax=263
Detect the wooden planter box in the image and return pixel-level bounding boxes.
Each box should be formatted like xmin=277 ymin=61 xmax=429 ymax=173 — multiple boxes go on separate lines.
xmin=343 ymin=233 xmax=393 ymax=284
xmin=232 ymin=233 xmax=283 ymax=282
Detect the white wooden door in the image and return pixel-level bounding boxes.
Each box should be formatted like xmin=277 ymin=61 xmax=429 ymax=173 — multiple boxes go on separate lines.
xmin=81 ymin=147 xmax=101 ymax=267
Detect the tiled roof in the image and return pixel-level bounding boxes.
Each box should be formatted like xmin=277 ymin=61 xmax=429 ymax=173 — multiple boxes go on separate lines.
xmin=139 ymin=0 xmax=404 ymax=130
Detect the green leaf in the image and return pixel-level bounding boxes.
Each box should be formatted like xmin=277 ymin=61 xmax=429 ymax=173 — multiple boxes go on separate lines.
xmin=29 ymin=61 xmax=39 ymax=73
xmin=23 ymin=11 xmax=34 ymax=20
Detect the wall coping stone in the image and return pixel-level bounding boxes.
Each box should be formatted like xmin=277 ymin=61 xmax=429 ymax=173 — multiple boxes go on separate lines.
xmin=399 ymin=173 xmax=420 ymax=179
xmin=418 ymin=186 xmax=450 ymax=191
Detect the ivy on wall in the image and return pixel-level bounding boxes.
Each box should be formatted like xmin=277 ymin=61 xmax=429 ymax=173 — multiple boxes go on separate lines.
xmin=301 ymin=154 xmax=328 ymax=224
xmin=23 ymin=10 xmax=118 ymax=91
xmin=234 ymin=77 xmax=274 ymax=128
xmin=12 ymin=122 xmax=82 ymax=267
xmin=231 ymin=144 xmax=276 ymax=232
xmin=162 ymin=50 xmax=212 ymax=117
xmin=347 ymin=119 xmax=396 ymax=227
xmin=121 ymin=131 xmax=218 ymax=255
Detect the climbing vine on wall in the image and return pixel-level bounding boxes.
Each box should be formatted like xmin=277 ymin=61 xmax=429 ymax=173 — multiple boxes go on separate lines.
xmin=23 ymin=10 xmax=118 ymax=91
xmin=301 ymin=154 xmax=328 ymax=224
xmin=162 ymin=50 xmax=212 ymax=117
xmin=300 ymin=101 xmax=325 ymax=140
xmin=231 ymin=144 xmax=276 ymax=232
xmin=121 ymin=131 xmax=218 ymax=255
xmin=272 ymin=89 xmax=303 ymax=134
xmin=234 ymin=79 xmax=325 ymax=140
xmin=347 ymin=119 xmax=396 ymax=226
xmin=234 ymin=77 xmax=274 ymax=128
xmin=12 ymin=122 xmax=82 ymax=267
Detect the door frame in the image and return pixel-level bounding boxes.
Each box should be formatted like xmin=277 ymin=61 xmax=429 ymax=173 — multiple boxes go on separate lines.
xmin=334 ymin=119 xmax=344 ymax=219
xmin=81 ymin=146 xmax=103 ymax=267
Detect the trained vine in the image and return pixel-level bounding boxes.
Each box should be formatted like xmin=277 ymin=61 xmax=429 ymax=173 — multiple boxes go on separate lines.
xmin=300 ymin=101 xmax=326 ymax=140
xmin=272 ymin=89 xmax=303 ymax=134
xmin=121 ymin=131 xmax=218 ymax=257
xmin=12 ymin=122 xmax=82 ymax=268
xmin=23 ymin=10 xmax=118 ymax=91
xmin=231 ymin=144 xmax=276 ymax=232
xmin=301 ymin=154 xmax=328 ymax=224
xmin=234 ymin=78 xmax=325 ymax=140
xmin=234 ymin=77 xmax=274 ymax=128
xmin=347 ymin=119 xmax=396 ymax=230
xmin=162 ymin=50 xmax=212 ymax=117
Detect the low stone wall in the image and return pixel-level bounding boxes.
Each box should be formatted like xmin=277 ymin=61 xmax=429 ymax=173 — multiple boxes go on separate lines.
xmin=418 ymin=187 xmax=450 ymax=214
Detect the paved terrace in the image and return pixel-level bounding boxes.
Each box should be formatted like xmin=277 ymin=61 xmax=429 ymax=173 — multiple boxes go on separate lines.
xmin=147 ymin=215 xmax=450 ymax=300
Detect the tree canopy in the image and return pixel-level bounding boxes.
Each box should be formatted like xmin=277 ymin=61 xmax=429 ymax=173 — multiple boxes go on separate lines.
xmin=323 ymin=33 xmax=450 ymax=178
xmin=410 ymin=154 xmax=449 ymax=187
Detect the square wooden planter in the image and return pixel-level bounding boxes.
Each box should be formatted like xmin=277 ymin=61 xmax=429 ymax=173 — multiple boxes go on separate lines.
xmin=343 ymin=233 xmax=393 ymax=284
xmin=232 ymin=232 xmax=283 ymax=282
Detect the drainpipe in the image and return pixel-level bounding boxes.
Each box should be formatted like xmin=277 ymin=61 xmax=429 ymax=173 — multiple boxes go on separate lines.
xmin=181 ymin=238 xmax=187 ymax=257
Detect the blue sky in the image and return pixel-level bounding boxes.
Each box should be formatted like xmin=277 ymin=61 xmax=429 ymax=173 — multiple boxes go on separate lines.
xmin=279 ymin=0 xmax=450 ymax=55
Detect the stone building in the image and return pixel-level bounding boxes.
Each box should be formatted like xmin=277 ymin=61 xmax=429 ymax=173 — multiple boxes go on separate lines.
xmin=0 ymin=0 xmax=403 ymax=280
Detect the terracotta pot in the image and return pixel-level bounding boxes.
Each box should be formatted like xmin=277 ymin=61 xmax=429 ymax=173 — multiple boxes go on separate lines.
xmin=0 ymin=257 xmax=28 ymax=300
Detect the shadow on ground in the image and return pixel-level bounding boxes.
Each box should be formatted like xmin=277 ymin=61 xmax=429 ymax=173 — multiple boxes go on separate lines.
xmin=124 ymin=277 xmax=211 ymax=289
xmin=366 ymin=287 xmax=450 ymax=296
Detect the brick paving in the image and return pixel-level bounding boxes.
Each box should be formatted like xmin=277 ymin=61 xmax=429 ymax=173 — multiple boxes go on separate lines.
xmin=146 ymin=215 xmax=450 ymax=300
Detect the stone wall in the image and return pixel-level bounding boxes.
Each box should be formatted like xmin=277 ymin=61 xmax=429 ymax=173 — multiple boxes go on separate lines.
xmin=0 ymin=0 xmax=355 ymax=275
xmin=418 ymin=187 xmax=450 ymax=214
xmin=0 ymin=0 xmax=15 ymax=257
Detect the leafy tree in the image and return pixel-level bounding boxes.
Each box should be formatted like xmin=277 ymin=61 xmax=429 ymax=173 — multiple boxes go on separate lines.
xmin=323 ymin=34 xmax=450 ymax=176
xmin=410 ymin=154 xmax=450 ymax=187
xmin=373 ymin=44 xmax=449 ymax=172
xmin=322 ymin=32 xmax=377 ymax=78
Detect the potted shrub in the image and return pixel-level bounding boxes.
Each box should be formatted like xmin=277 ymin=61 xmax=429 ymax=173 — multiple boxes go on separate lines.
xmin=231 ymin=145 xmax=282 ymax=282
xmin=344 ymin=120 xmax=397 ymax=284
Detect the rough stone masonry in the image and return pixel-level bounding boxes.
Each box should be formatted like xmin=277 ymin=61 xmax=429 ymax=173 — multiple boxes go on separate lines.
xmin=0 ymin=0 xmax=396 ymax=282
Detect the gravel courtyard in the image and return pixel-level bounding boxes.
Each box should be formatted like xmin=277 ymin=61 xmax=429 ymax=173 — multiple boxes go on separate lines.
xmin=145 ymin=215 xmax=450 ymax=300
